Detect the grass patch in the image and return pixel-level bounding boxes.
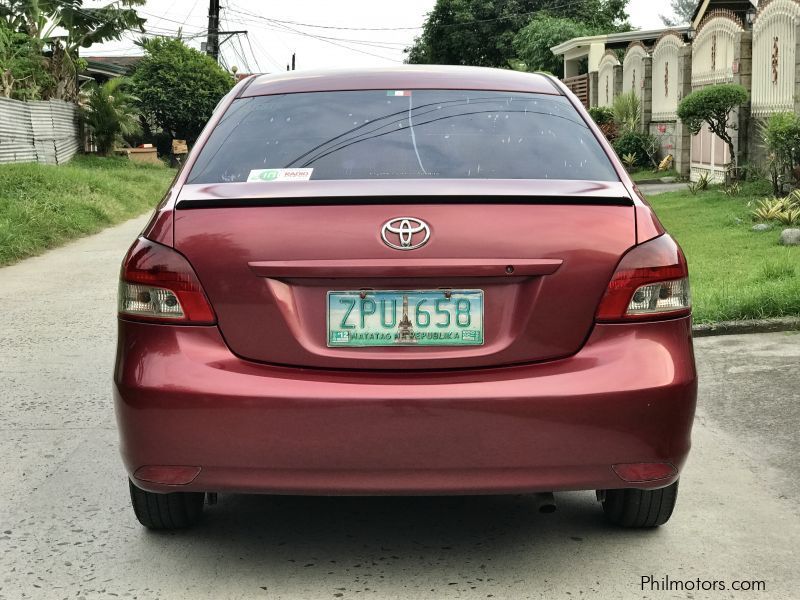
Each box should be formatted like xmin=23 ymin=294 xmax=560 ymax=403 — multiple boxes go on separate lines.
xmin=647 ymin=180 xmax=800 ymax=323
xmin=0 ymin=155 xmax=174 ymax=266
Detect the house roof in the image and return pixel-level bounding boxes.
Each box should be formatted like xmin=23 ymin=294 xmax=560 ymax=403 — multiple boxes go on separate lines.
xmin=83 ymin=55 xmax=143 ymax=77
xmin=551 ymin=26 xmax=692 ymax=57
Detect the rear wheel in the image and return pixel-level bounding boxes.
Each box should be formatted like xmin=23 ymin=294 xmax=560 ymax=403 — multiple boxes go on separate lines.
xmin=601 ymin=480 xmax=679 ymax=528
xmin=128 ymin=479 xmax=204 ymax=529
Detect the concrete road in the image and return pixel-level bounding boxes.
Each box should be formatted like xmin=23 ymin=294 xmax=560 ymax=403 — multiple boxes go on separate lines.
xmin=638 ymin=182 xmax=689 ymax=196
xmin=1 ymin=215 xmax=798 ymax=600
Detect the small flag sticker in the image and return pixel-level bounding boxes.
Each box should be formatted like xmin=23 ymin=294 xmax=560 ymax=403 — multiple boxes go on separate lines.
xmin=387 ymin=90 xmax=412 ymax=97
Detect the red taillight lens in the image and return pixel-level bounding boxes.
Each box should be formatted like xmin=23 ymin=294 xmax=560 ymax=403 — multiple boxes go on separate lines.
xmin=119 ymin=237 xmax=216 ymax=324
xmin=596 ymin=234 xmax=691 ymax=322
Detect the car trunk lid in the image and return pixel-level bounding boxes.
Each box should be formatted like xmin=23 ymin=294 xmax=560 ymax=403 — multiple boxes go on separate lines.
xmin=174 ymin=179 xmax=635 ymax=370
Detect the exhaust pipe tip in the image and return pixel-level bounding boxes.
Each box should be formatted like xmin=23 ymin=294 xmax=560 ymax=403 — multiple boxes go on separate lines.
xmin=534 ymin=492 xmax=557 ymax=514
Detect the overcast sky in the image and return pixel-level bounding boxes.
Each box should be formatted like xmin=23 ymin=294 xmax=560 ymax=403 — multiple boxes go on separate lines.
xmin=84 ymin=0 xmax=674 ymax=71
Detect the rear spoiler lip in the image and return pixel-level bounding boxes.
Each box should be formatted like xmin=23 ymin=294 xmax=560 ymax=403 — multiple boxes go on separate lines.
xmin=175 ymin=179 xmax=634 ymax=209
xmin=176 ymin=195 xmax=634 ymax=209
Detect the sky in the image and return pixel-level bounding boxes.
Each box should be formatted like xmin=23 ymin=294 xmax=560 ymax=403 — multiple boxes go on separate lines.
xmin=83 ymin=0 xmax=674 ymax=71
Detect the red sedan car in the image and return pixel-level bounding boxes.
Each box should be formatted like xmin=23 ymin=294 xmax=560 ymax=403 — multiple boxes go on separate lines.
xmin=114 ymin=66 xmax=696 ymax=530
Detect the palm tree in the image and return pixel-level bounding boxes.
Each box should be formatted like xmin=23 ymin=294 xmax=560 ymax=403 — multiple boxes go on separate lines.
xmin=82 ymin=77 xmax=141 ymax=156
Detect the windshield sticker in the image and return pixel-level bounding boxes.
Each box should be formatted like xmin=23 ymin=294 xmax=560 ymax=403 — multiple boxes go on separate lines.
xmin=247 ymin=168 xmax=313 ymax=182
xmin=387 ymin=90 xmax=412 ymax=97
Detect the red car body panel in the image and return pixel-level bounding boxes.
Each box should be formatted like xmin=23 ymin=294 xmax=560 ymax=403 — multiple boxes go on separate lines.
xmin=115 ymin=317 xmax=696 ymax=495
xmin=117 ymin=66 xmax=697 ymax=497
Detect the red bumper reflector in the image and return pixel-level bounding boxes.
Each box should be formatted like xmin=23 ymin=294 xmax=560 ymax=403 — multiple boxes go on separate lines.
xmin=134 ymin=465 xmax=201 ymax=485
xmin=612 ymin=462 xmax=677 ymax=483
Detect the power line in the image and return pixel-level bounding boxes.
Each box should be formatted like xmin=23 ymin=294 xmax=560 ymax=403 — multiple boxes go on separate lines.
xmin=250 ymin=35 xmax=284 ymax=72
xmin=224 ymin=11 xmax=408 ymax=51
xmin=244 ymin=33 xmax=263 ymax=73
xmin=223 ymin=7 xmax=402 ymax=62
xmin=224 ymin=5 xmax=423 ymax=31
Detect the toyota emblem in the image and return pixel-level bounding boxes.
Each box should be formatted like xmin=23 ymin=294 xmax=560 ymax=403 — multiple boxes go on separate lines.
xmin=381 ymin=217 xmax=431 ymax=251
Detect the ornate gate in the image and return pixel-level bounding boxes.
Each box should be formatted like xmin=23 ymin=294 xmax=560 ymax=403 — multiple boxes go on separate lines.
xmin=690 ymin=10 xmax=745 ymax=182
xmin=751 ymin=0 xmax=800 ymax=116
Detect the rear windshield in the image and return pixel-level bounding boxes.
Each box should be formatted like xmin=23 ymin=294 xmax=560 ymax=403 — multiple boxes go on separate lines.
xmin=187 ymin=89 xmax=618 ymax=184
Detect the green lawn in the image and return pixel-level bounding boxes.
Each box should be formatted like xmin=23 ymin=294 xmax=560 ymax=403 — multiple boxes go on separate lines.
xmin=647 ymin=180 xmax=800 ymax=323
xmin=0 ymin=155 xmax=174 ymax=266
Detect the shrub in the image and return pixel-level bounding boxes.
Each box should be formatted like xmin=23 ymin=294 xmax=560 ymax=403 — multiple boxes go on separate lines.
xmin=758 ymin=112 xmax=800 ymax=195
xmin=588 ymin=106 xmax=614 ymax=125
xmin=688 ymin=172 xmax=711 ymax=195
xmin=677 ymin=84 xmax=748 ymax=179
xmin=751 ymin=192 xmax=800 ymax=224
xmin=612 ymin=91 xmax=641 ymax=134
xmin=588 ymin=106 xmax=617 ymax=141
xmin=81 ymin=78 xmax=141 ymax=156
xmin=613 ymin=131 xmax=657 ymax=168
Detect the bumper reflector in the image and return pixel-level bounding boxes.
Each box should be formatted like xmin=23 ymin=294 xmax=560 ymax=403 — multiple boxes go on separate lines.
xmin=612 ymin=462 xmax=677 ymax=483
xmin=134 ymin=465 xmax=201 ymax=485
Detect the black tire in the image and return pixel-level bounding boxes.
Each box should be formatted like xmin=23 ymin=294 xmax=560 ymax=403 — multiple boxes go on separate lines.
xmin=602 ymin=480 xmax=679 ymax=528
xmin=128 ymin=479 xmax=204 ymax=530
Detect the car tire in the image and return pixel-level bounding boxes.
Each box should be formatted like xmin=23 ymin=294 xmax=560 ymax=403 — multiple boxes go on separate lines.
xmin=602 ymin=480 xmax=679 ymax=528
xmin=128 ymin=479 xmax=204 ymax=529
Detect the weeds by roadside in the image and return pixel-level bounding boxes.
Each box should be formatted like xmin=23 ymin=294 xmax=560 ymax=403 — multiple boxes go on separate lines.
xmin=0 ymin=155 xmax=174 ymax=266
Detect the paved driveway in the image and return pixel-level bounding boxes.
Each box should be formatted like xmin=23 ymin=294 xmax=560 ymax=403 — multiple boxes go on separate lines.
xmin=1 ymin=215 xmax=798 ymax=599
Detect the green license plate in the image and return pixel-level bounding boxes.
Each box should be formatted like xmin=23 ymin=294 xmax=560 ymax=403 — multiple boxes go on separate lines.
xmin=327 ymin=290 xmax=484 ymax=347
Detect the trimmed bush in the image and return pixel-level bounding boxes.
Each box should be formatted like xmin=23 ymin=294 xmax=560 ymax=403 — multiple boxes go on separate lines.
xmin=677 ymin=84 xmax=748 ymax=178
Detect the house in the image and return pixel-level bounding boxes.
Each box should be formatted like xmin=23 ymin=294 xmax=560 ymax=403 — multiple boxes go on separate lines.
xmin=549 ymin=0 xmax=800 ymax=183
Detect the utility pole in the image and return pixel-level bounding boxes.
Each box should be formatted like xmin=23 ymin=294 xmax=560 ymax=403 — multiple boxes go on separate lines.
xmin=206 ymin=0 xmax=220 ymax=61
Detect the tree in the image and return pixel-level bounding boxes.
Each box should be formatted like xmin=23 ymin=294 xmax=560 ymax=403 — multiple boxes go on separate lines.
xmin=661 ymin=0 xmax=698 ymax=27
xmin=677 ymin=84 xmax=748 ymax=178
xmin=131 ymin=38 xmax=234 ymax=143
xmin=406 ymin=0 xmax=630 ymax=68
xmin=0 ymin=0 xmax=145 ymax=101
xmin=512 ymin=15 xmax=596 ymax=77
xmin=82 ymin=77 xmax=141 ymax=155
xmin=0 ymin=19 xmax=53 ymax=99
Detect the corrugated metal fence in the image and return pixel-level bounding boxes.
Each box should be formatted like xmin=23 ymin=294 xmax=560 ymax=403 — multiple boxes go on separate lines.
xmin=0 ymin=98 xmax=80 ymax=165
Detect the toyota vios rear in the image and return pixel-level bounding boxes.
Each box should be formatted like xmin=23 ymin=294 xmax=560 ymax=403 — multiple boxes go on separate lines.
xmin=114 ymin=66 xmax=697 ymax=530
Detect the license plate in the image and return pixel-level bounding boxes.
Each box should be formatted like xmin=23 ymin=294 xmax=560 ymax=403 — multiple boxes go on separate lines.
xmin=327 ymin=290 xmax=484 ymax=347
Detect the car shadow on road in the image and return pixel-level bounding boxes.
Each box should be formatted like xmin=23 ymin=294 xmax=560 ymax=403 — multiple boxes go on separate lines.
xmin=138 ymin=492 xmax=663 ymax=593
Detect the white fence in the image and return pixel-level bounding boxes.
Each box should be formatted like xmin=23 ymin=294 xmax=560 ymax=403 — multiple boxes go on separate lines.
xmin=0 ymin=97 xmax=80 ymax=165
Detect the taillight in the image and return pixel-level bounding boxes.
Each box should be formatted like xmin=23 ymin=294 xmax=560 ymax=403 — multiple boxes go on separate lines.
xmin=596 ymin=234 xmax=691 ymax=322
xmin=118 ymin=237 xmax=216 ymax=324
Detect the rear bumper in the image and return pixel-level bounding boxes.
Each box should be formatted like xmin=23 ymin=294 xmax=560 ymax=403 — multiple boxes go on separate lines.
xmin=114 ymin=318 xmax=697 ymax=495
